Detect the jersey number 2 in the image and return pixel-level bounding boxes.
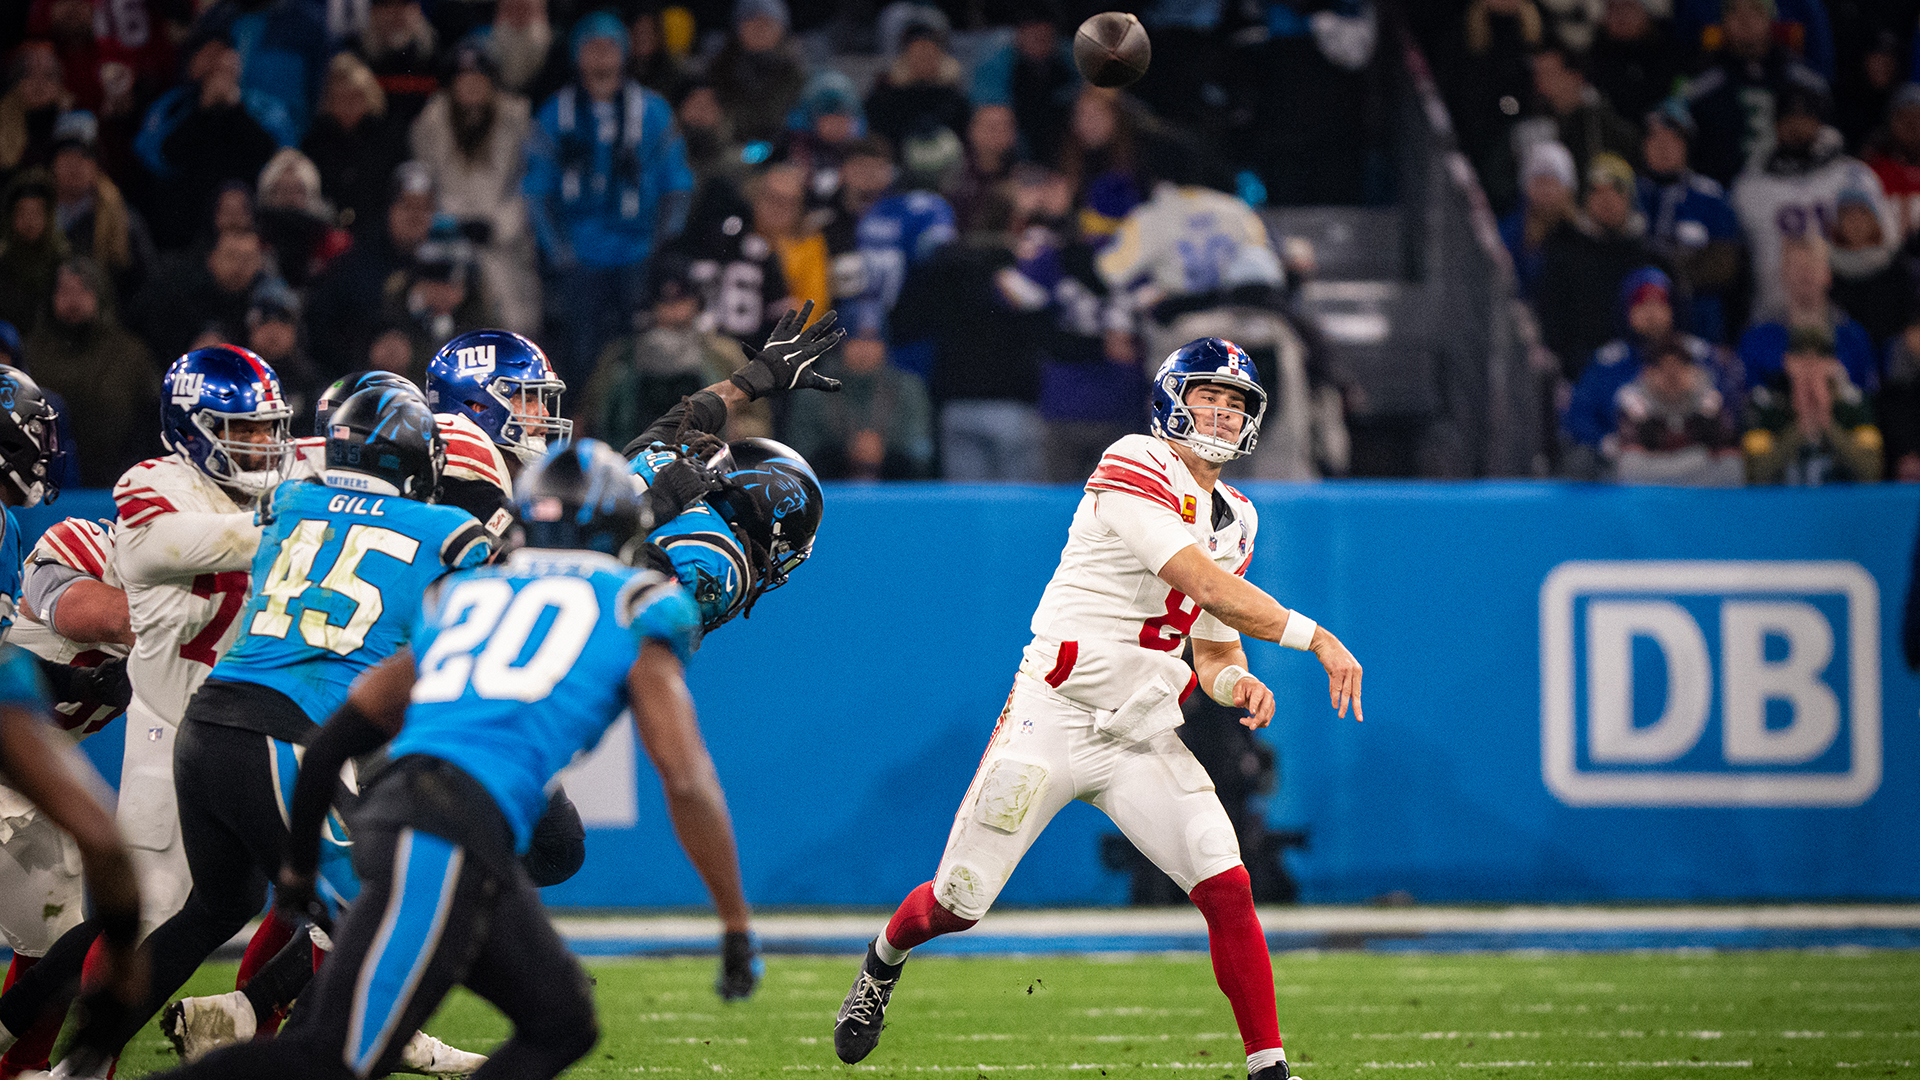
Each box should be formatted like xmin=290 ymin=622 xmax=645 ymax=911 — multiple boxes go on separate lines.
xmin=412 ymin=577 xmax=600 ymax=704
xmin=250 ymin=521 xmax=421 ymax=656
xmin=1140 ymin=590 xmax=1202 ymax=652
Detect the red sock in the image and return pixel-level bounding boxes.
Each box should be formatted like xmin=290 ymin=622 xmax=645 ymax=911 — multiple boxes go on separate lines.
xmin=0 ymin=954 xmax=59 ymax=1078
xmin=882 ymin=881 xmax=977 ymax=953
xmin=1189 ymin=866 xmax=1281 ymax=1057
xmin=79 ymin=937 xmax=109 ymax=993
xmin=236 ymin=912 xmax=297 ymax=990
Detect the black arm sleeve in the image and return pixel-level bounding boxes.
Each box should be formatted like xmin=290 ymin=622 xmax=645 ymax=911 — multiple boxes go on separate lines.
xmin=521 ymin=785 xmax=587 ymax=887
xmin=286 ymin=703 xmax=393 ymax=876
xmin=438 ymin=476 xmax=511 ymax=536
xmin=623 ymin=389 xmax=730 ymax=458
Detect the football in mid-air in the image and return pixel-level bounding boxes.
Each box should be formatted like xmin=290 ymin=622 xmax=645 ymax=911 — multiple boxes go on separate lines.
xmin=1073 ymin=11 xmax=1151 ymax=89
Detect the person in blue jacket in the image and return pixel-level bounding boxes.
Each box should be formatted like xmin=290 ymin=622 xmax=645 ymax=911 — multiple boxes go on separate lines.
xmin=524 ymin=11 xmax=694 ymax=390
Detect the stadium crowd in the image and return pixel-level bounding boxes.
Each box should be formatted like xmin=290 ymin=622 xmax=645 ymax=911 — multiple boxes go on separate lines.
xmin=0 ymin=0 xmax=1386 ymax=489
xmin=1413 ymin=0 xmax=1920 ymax=485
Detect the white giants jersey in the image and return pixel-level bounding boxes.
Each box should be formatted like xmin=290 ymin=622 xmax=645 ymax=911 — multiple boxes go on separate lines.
xmin=112 ymin=456 xmax=264 ymax=724
xmin=11 ymin=519 xmax=131 ymax=739
xmin=1023 ymin=434 xmax=1256 ymax=703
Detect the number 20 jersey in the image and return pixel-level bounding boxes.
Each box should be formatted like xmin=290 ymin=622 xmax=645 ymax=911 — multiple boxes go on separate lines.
xmin=390 ymin=550 xmax=700 ymax=851
xmin=213 ymin=480 xmax=493 ymax=724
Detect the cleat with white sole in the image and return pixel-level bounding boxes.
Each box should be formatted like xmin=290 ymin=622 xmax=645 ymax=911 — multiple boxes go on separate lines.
xmin=395 ymin=1031 xmax=488 ymax=1077
xmin=162 ymin=991 xmax=256 ymax=1062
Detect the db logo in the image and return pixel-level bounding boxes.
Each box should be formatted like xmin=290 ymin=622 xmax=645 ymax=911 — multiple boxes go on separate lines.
xmin=170 ymin=372 xmax=207 ymax=406
xmin=455 ymin=345 xmax=495 ymax=376
xmin=1540 ymin=561 xmax=1880 ymax=807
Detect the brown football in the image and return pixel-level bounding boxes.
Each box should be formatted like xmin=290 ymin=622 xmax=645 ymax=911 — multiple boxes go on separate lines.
xmin=1073 ymin=11 xmax=1151 ymax=89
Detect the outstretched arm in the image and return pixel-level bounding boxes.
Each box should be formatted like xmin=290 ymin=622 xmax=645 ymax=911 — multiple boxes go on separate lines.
xmin=1158 ymin=546 xmax=1364 ymax=722
xmin=1190 ymin=636 xmax=1275 ymax=730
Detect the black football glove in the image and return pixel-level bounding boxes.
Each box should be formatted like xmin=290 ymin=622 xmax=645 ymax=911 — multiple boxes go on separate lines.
xmin=729 ymin=301 xmax=846 ymax=400
xmin=71 ymin=657 xmax=132 ymax=711
xmin=643 ymin=457 xmax=730 ymax=529
xmin=715 ymin=929 xmax=761 ymax=1001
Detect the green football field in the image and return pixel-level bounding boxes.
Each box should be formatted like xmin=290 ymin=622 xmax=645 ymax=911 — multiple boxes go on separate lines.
xmin=108 ymin=948 xmax=1918 ymax=1078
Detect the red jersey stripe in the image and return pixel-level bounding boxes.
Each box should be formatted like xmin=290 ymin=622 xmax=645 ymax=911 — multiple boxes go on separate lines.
xmin=116 ymin=496 xmax=174 ymax=526
xmin=42 ymin=525 xmax=107 ymax=578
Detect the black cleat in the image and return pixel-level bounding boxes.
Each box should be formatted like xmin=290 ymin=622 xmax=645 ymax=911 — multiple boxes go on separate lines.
xmin=1250 ymin=1063 xmax=1291 ymax=1080
xmin=833 ymin=941 xmax=903 ymax=1064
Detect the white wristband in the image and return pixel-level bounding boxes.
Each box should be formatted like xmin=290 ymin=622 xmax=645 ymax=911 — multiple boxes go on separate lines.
xmin=1279 ymin=611 xmax=1317 ymax=651
xmin=1209 ymin=664 xmax=1250 ymax=706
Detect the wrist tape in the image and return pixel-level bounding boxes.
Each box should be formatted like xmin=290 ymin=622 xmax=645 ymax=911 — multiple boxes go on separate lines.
xmin=1280 ymin=611 xmax=1317 ymax=651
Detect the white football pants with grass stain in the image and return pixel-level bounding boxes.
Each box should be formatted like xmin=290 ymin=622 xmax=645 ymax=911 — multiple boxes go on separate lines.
xmin=119 ymin=701 xmax=191 ymax=937
xmin=0 ymin=797 xmax=86 ymax=957
xmin=932 ymin=674 xmax=1244 ymax=922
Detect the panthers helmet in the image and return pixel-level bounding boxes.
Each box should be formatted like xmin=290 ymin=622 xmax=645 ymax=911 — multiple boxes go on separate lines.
xmin=0 ymin=366 xmax=61 ymax=507
xmin=426 ymin=330 xmax=571 ymax=465
xmin=161 ymin=345 xmax=293 ymax=499
xmin=1147 ymin=337 xmax=1267 ymax=463
xmin=314 ymin=370 xmax=423 ymax=432
xmin=710 ymin=438 xmax=822 ymax=605
xmin=323 ymin=387 xmax=445 ymax=501
xmin=514 ymin=439 xmax=648 ymax=562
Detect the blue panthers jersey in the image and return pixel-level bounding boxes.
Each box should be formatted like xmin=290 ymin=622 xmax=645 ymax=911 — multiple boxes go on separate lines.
xmin=214 ymin=480 xmax=493 ymax=723
xmin=389 ymin=550 xmax=699 ymax=851
xmin=629 ymin=449 xmax=750 ymax=631
xmin=0 ymin=644 xmax=46 ymax=708
xmin=854 ymin=191 xmax=956 ymax=378
xmin=0 ymin=508 xmax=22 ymax=634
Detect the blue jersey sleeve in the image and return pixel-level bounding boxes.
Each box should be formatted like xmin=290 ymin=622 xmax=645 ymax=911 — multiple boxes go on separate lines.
xmin=622 ymin=574 xmax=701 ymax=666
xmin=0 ymin=645 xmax=47 ymax=709
xmin=0 ymin=509 xmax=20 ymax=632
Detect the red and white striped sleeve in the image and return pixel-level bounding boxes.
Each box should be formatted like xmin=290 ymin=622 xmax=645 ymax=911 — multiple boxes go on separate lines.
xmin=112 ymin=459 xmax=180 ymax=529
xmin=1085 ymin=435 xmax=1181 ymax=515
xmin=31 ymin=519 xmax=112 ymax=580
xmin=436 ymin=412 xmax=512 ymax=496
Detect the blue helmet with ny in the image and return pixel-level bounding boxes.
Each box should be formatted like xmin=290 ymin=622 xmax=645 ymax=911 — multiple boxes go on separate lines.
xmin=161 ymin=344 xmax=294 ymax=500
xmin=1147 ymin=337 xmax=1267 ymax=463
xmin=426 ymin=330 xmax=572 ymax=466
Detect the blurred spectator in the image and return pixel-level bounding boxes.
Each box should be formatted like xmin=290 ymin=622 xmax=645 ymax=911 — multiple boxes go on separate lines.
xmin=1437 ymin=0 xmax=1546 ymax=214
xmin=27 ymin=0 xmax=176 ymax=130
xmin=1865 ymin=83 xmax=1920 ymax=242
xmin=1 ymin=42 xmax=73 ymax=181
xmin=23 ymin=256 xmax=156 ymax=487
xmin=1586 ymin=0 xmax=1681 ymax=123
xmin=1058 ymin=89 xmax=1144 ymax=246
xmin=1683 ymin=0 xmax=1832 ymax=188
xmin=1537 ymin=153 xmax=1659 ymax=379
xmin=583 ymin=256 xmax=765 ymax=448
xmin=244 ymin=277 xmax=318 ymax=428
xmin=525 ymin=11 xmax=694 ymax=390
xmin=1612 ymin=334 xmax=1744 ymax=485
xmin=129 ymin=227 xmax=274 ymax=361
xmin=189 ymin=0 xmax=331 ymax=144
xmin=411 ymin=42 xmax=540 ymax=334
xmin=304 ymin=53 xmax=410 ymax=232
xmin=1562 ymin=267 xmax=1735 ymax=463
xmin=1737 ymin=234 xmax=1878 ymax=389
xmin=892 ymin=190 xmax=1047 ymax=481
xmin=366 ymin=322 xmax=414 ymax=375
xmin=707 ymin=0 xmax=809 ymax=146
xmin=49 ymin=110 xmax=154 ymax=303
xmin=1637 ymin=101 xmax=1742 ymax=343
xmin=208 ymin=179 xmax=256 ymax=239
xmin=829 ymin=136 xmax=956 ymax=380
xmin=784 ymin=334 xmax=933 ymax=479
xmin=349 ymin=0 xmax=442 ymax=127
xmin=1672 ymin=0 xmax=1835 ymax=81
xmin=379 ymin=221 xmax=494 ymax=381
xmin=1536 ymin=0 xmax=1604 ymax=51
xmin=750 ymin=163 xmax=827 ymax=319
xmin=1828 ymin=187 xmax=1913 ymax=350
xmin=1095 ymin=177 xmax=1274 ymax=367
xmin=305 ymin=161 xmax=437 ymax=379
xmin=675 ymin=80 xmax=752 ymax=195
xmin=1732 ymin=83 xmax=1896 ymax=325
xmin=478 ymin=0 xmax=569 ymax=105
xmin=1743 ymin=324 xmax=1882 ymax=483
xmin=1225 ymin=0 xmax=1380 ymax=206
xmin=256 ymin=148 xmax=351 ymax=288
xmin=1834 ymin=23 xmax=1906 ymax=152
xmin=625 ymin=5 xmax=688 ymax=94
xmin=969 ymin=1 xmax=1076 ymax=167
xmin=1500 ymin=139 xmax=1579 ymax=299
xmin=783 ymin=71 xmax=865 ymax=215
xmin=674 ymin=185 xmax=789 ymax=355
xmin=1878 ymin=314 xmax=1920 ymax=480
xmin=135 ymin=34 xmax=286 ymax=248
xmin=1522 ymin=44 xmax=1642 ymax=191
xmin=0 ymin=170 xmax=66 ymax=333
xmin=865 ymin=12 xmax=970 ymax=195
xmin=950 ymin=103 xmax=1020 ymax=234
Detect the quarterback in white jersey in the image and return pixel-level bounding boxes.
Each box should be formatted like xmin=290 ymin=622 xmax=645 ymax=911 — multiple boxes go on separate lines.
xmin=112 ymin=345 xmax=293 ymax=933
xmin=835 ymin=338 xmax=1363 ymax=1080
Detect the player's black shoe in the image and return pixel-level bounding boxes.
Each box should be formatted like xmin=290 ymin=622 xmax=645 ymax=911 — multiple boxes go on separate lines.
xmin=833 ymin=940 xmax=903 ymax=1063
xmin=1250 ymin=1062 xmax=1291 ymax=1080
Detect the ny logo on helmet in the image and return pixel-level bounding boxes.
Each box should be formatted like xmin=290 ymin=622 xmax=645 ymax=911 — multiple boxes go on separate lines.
xmin=171 ymin=372 xmax=207 ymax=407
xmin=456 ymin=345 xmax=496 ymax=376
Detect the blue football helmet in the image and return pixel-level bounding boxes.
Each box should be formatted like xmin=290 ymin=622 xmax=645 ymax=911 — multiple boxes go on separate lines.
xmin=161 ymin=345 xmax=293 ymax=499
xmin=0 ymin=365 xmax=61 ymax=507
xmin=1148 ymin=337 xmax=1267 ymax=463
xmin=314 ymin=370 xmax=423 ymax=432
xmin=515 ymin=438 xmax=648 ymax=562
xmin=426 ymin=330 xmax=571 ymax=466
xmin=709 ymin=438 xmax=822 ymax=610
